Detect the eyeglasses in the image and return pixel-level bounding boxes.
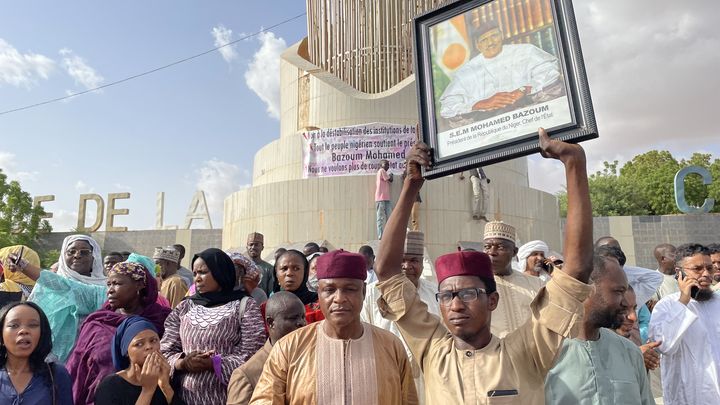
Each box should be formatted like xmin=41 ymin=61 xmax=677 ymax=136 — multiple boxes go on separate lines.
xmin=66 ymin=248 xmax=93 ymax=257
xmin=435 ymin=287 xmax=487 ymax=306
xmin=681 ymin=265 xmax=715 ymax=275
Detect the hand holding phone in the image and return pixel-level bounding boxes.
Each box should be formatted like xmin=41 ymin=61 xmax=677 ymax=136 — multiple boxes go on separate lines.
xmin=676 ymin=270 xmax=700 ymax=301
xmin=6 ymin=247 xmax=27 ymax=273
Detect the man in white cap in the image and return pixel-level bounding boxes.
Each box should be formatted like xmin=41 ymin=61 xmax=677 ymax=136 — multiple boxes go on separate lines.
xmin=361 ymin=231 xmax=439 ymax=404
xmin=516 ymin=240 xmax=552 ymax=282
xmin=483 ymin=220 xmax=545 ymax=337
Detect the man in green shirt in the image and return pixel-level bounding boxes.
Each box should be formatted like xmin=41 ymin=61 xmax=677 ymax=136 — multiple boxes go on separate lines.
xmin=544 ymin=254 xmax=655 ymax=404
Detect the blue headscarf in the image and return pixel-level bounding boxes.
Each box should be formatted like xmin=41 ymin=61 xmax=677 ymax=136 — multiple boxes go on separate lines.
xmin=111 ymin=316 xmax=158 ymax=371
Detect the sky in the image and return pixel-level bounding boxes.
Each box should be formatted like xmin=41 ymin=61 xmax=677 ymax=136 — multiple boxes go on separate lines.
xmin=1 ymin=0 xmax=718 ymax=232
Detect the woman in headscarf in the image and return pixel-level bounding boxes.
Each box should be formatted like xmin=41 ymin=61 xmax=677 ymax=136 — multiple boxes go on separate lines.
xmin=95 ymin=316 xmax=182 ymax=405
xmin=160 ymin=248 xmax=266 ymax=405
xmin=306 ymin=251 xmax=323 ymax=293
xmin=7 ymin=234 xmax=108 ymax=361
xmin=226 ymin=250 xmax=267 ymax=304
xmin=272 ymin=249 xmax=324 ymax=323
xmin=67 ymin=258 xmax=172 ymax=405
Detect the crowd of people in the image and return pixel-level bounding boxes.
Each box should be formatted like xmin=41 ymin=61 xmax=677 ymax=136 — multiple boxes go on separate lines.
xmin=0 ymin=130 xmax=718 ymax=404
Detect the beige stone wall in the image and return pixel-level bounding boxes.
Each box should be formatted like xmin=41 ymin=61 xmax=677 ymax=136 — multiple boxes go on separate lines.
xmin=224 ymin=173 xmax=560 ymax=261
xmin=225 ymin=39 xmax=563 ymax=263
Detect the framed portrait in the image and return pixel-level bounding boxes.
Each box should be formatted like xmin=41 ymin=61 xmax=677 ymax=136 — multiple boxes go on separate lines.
xmin=413 ymin=0 xmax=598 ymax=179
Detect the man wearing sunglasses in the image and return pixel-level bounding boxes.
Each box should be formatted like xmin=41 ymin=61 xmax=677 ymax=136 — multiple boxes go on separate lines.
xmin=649 ymin=243 xmax=720 ymax=405
xmin=374 ymin=128 xmax=594 ymax=404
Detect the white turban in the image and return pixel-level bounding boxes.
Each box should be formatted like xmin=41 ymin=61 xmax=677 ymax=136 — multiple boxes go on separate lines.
xmin=515 ymin=240 xmax=550 ymax=273
xmin=55 ymin=234 xmax=107 ymax=286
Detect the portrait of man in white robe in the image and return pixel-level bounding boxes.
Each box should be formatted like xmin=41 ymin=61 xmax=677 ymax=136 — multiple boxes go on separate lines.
xmin=437 ymin=19 xmax=565 ymax=131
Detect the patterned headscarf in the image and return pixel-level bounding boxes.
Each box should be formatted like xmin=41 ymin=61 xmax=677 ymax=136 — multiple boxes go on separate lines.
xmin=108 ymin=262 xmax=148 ymax=286
xmin=225 ymin=250 xmax=260 ymax=277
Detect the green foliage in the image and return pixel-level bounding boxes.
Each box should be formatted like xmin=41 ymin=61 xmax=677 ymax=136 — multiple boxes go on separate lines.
xmin=556 ymin=150 xmax=720 ymax=217
xmin=39 ymin=249 xmax=60 ymax=269
xmin=620 ymin=151 xmax=681 ymax=215
xmin=557 ymin=188 xmax=568 ymax=217
xmin=0 ymin=169 xmax=52 ymax=247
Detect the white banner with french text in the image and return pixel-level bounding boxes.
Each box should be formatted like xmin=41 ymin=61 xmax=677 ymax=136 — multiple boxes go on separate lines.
xmin=301 ymin=123 xmax=417 ymax=178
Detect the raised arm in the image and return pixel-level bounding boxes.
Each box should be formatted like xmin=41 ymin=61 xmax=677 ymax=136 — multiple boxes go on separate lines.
xmin=5 ymin=254 xmax=42 ymax=281
xmin=538 ymin=128 xmax=592 ymax=283
xmin=375 ymin=142 xmax=430 ymax=281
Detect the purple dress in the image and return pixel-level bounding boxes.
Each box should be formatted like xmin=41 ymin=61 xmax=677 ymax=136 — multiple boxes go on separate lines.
xmin=160 ymin=297 xmax=266 ymax=405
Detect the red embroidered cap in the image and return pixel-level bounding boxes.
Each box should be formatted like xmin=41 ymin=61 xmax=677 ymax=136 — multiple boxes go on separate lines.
xmin=435 ymin=251 xmax=493 ymax=284
xmin=316 ymin=249 xmax=367 ymax=280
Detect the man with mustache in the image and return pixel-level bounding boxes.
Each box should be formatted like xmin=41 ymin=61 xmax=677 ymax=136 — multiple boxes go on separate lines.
xmin=251 ymin=249 xmax=417 ymax=404
xmin=649 ymin=243 xmax=720 ymax=404
xmin=439 ymin=20 xmax=561 ymax=122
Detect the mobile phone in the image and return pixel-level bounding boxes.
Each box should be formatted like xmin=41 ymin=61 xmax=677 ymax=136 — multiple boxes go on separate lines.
xmin=10 ymin=246 xmax=24 ymax=265
xmin=675 ymin=270 xmax=700 ymax=298
xmin=540 ymin=259 xmax=552 ymax=271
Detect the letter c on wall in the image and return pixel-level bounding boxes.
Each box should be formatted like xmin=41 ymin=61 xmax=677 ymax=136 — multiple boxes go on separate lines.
xmin=674 ymin=166 xmax=714 ymax=214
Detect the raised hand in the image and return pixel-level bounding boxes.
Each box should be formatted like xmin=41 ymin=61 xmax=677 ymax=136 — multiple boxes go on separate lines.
xmin=677 ymin=270 xmax=700 ymax=305
xmin=538 ymin=127 xmax=585 ymax=163
xmin=404 ymin=141 xmax=431 ymax=185
xmin=242 ymin=271 xmax=261 ymax=293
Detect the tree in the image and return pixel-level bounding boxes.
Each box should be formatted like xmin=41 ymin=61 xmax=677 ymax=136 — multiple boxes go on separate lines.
xmin=0 ymin=169 xmax=52 ymax=247
xmin=556 ymin=150 xmax=719 ymax=217
xmin=620 ymin=150 xmax=681 ymax=215
xmin=557 ymin=161 xmax=649 ymax=217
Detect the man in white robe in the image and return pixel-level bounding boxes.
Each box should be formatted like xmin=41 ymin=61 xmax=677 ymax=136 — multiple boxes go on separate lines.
xmin=439 ymin=20 xmax=561 ymax=119
xmin=649 ymin=243 xmax=720 ymax=404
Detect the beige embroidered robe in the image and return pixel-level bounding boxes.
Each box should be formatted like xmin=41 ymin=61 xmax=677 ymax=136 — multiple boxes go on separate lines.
xmin=376 ymin=269 xmax=592 ymax=405
xmin=250 ymin=321 xmax=417 ymax=405
xmin=492 ymin=270 xmax=546 ymax=337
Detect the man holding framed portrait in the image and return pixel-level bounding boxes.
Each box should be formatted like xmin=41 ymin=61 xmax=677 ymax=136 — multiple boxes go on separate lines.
xmin=414 ymin=0 xmax=598 ymax=178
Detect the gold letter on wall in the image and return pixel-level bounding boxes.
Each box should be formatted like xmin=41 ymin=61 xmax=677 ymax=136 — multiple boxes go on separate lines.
xmin=77 ymin=194 xmax=104 ymax=232
xmin=32 ymin=195 xmax=55 ymax=219
xmin=106 ymin=192 xmax=130 ymax=232
xmin=184 ymin=190 xmax=213 ymax=229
